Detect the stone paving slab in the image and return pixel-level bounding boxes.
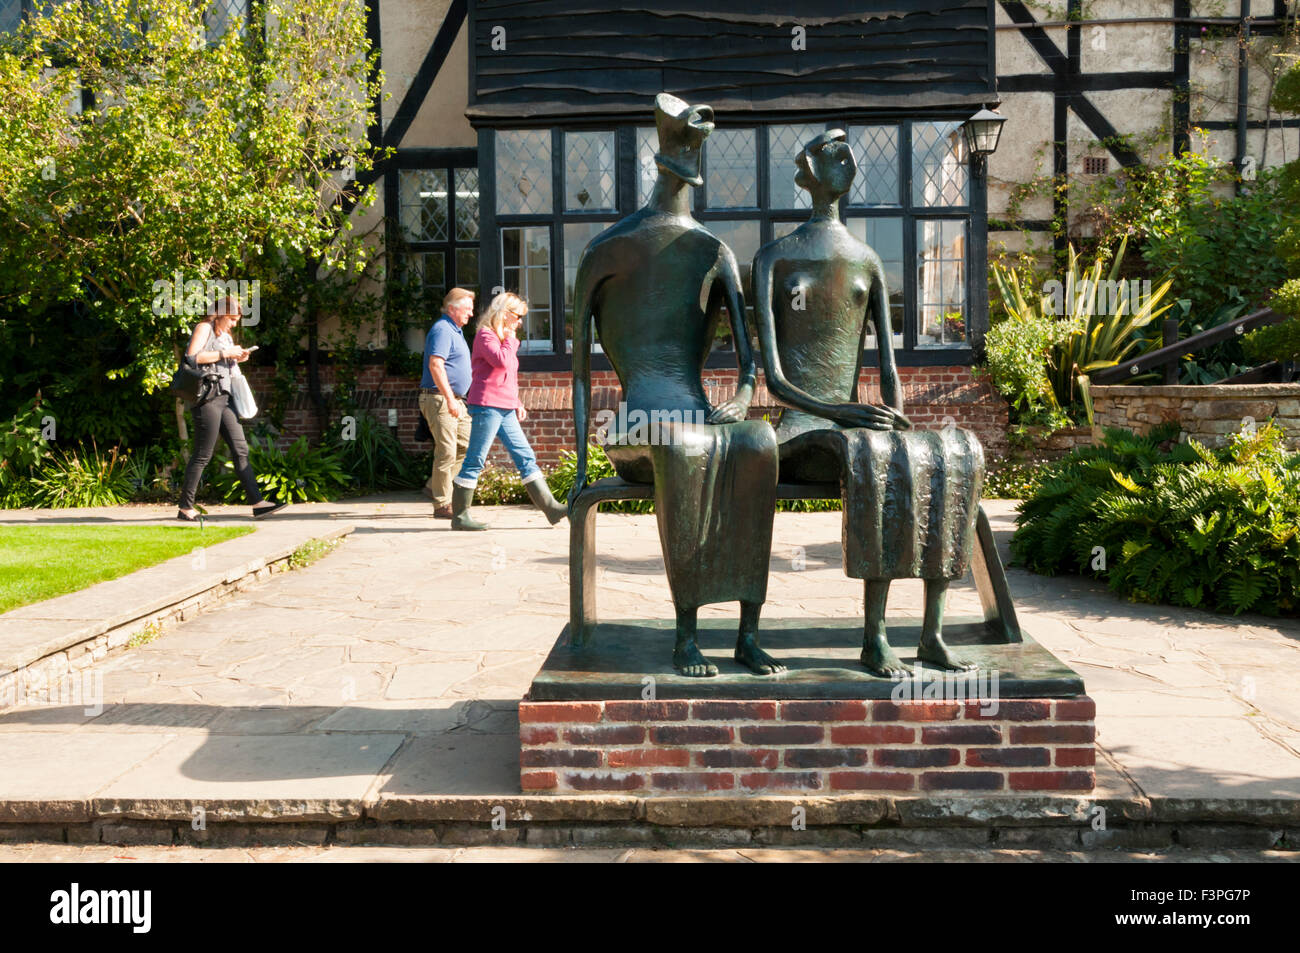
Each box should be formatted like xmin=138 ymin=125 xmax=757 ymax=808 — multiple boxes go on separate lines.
xmin=0 ymin=497 xmax=1296 ymax=831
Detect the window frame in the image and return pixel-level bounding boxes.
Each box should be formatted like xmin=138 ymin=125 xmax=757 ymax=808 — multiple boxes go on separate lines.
xmin=479 ymin=117 xmax=986 ymax=371
xmin=385 ymin=148 xmax=481 ymax=350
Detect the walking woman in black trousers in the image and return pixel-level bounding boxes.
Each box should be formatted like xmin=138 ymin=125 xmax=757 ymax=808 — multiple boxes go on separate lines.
xmin=176 ymin=296 xmax=286 ymax=521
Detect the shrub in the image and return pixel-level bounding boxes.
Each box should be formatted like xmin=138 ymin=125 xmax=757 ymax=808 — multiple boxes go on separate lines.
xmin=0 ymin=399 xmax=51 ymax=507
xmin=1012 ymin=422 xmax=1300 ymax=616
xmin=988 ymin=239 xmax=1173 ymax=422
xmin=29 ymin=445 xmax=135 ymax=508
xmin=548 ymin=444 xmax=652 ymax=513
xmin=985 ymin=459 xmax=1050 ymax=500
xmin=210 ymin=436 xmax=348 ymax=504
xmin=1243 ymin=312 xmax=1300 ymax=365
xmin=474 ymin=466 xmax=529 ymax=505
xmin=323 ymin=412 xmax=424 ymax=492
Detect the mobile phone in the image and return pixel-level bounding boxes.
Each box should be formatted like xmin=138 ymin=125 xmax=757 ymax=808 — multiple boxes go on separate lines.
xmin=245 ymin=345 xmax=260 ymax=352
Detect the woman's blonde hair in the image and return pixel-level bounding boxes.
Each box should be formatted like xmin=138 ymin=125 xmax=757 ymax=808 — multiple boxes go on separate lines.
xmin=479 ymin=291 xmax=528 ymax=339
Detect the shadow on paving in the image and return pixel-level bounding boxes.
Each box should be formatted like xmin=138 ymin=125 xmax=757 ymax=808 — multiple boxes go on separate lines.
xmin=0 ymin=700 xmax=523 ymax=796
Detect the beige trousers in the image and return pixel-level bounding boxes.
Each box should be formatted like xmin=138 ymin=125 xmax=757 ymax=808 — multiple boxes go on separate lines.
xmin=420 ymin=392 xmax=471 ymax=508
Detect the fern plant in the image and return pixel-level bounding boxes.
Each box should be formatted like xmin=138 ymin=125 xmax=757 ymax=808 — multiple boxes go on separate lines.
xmin=1012 ymin=422 xmax=1300 ymax=616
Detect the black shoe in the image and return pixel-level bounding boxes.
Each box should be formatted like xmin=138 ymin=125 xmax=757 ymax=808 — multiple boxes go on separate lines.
xmin=252 ymin=501 xmax=288 ymax=520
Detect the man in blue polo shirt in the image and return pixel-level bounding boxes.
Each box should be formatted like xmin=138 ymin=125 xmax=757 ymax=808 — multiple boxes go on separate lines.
xmin=420 ymin=288 xmax=476 ymax=517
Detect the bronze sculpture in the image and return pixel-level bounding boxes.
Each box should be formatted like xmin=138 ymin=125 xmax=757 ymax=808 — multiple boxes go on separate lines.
xmin=570 ymin=93 xmax=782 ymax=678
xmin=751 ymin=130 xmax=984 ymax=677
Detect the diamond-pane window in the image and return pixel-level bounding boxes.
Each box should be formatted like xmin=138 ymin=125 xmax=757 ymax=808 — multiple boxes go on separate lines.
xmin=768 ymin=124 xmax=824 ymax=210
xmin=399 ymin=169 xmax=448 ymax=242
xmin=455 ymin=167 xmax=479 ymax=241
xmin=636 ymin=127 xmax=657 ymax=206
xmin=848 ymin=126 xmax=900 ymax=207
xmin=0 ymin=0 xmax=22 ymax=32
xmin=706 ymin=129 xmax=757 ymax=209
xmin=496 ymin=130 xmax=552 ymax=215
xmin=565 ymin=131 xmax=616 ymax=212
xmin=205 ymin=0 xmax=248 ymax=41
xmin=912 ymin=122 xmax=968 ymax=207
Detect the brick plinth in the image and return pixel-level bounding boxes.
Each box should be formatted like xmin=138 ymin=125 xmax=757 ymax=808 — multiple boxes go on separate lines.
xmin=519 ymin=696 xmax=1096 ymax=795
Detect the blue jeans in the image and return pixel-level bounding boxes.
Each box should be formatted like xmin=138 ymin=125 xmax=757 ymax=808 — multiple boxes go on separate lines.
xmin=453 ymin=404 xmax=541 ymax=487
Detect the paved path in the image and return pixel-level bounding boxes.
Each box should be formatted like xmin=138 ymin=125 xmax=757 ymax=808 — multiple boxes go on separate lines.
xmin=0 ymin=498 xmax=1297 ymax=806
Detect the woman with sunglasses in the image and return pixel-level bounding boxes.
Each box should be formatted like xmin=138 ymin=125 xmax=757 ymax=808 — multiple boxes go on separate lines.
xmin=450 ymin=292 xmax=568 ymax=530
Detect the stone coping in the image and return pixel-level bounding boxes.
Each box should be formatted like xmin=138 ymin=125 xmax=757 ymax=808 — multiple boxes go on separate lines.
xmin=2 ymin=792 xmax=1297 ymax=828
xmin=1091 ymin=383 xmax=1300 ymax=398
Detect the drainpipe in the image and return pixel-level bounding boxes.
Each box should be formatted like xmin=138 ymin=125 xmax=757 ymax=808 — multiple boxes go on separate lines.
xmin=1237 ymin=0 xmax=1252 ymax=192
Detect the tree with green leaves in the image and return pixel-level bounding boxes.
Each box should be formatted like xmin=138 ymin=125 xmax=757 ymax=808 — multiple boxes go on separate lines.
xmin=0 ymin=0 xmax=385 ymax=443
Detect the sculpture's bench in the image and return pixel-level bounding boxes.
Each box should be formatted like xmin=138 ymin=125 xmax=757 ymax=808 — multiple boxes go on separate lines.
xmin=568 ymin=476 xmax=1021 ymax=648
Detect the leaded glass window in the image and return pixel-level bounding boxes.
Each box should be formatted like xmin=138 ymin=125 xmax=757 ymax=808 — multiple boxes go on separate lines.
xmin=913 ymin=121 xmax=969 ymax=207
xmin=706 ymin=129 xmax=757 ymax=209
xmin=496 ymin=130 xmax=552 ymax=215
xmin=848 ymin=125 xmax=900 ymax=207
xmin=565 ymin=131 xmax=616 ymax=212
xmin=399 ymin=169 xmax=448 ymax=243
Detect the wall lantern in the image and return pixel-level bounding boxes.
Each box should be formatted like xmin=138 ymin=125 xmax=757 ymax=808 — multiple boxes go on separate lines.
xmin=962 ymin=108 xmax=1007 ymax=159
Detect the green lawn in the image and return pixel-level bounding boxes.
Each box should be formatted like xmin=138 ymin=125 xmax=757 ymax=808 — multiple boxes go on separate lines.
xmin=0 ymin=524 xmax=254 ymax=614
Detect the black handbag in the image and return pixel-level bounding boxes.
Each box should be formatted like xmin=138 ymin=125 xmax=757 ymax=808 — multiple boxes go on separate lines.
xmin=168 ymin=355 xmax=217 ymax=406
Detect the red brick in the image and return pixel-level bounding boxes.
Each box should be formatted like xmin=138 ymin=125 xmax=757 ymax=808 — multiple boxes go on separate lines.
xmin=564 ymin=725 xmax=646 ymax=745
xmin=651 ymin=772 xmax=735 ymax=792
xmin=738 ymin=772 xmax=822 ymax=791
xmin=518 ymin=702 xmax=602 ymax=724
xmin=691 ymin=701 xmax=778 ymax=721
xmin=651 ymin=725 xmax=734 ymax=745
xmin=521 ymin=749 xmax=601 ymax=768
xmin=607 ymin=748 xmax=690 ymax=768
xmin=785 ymin=748 xmax=870 ymax=768
xmin=563 ymin=772 xmax=646 ymax=792
xmin=1010 ymin=725 xmax=1096 ymax=745
xmin=830 ymin=725 xmax=915 ymax=745
xmin=872 ymin=701 xmax=962 ymax=722
xmin=739 ymin=725 xmax=824 ymax=745
xmin=875 ymin=748 xmax=959 ymax=768
xmin=966 ymin=746 xmax=1050 ymax=767
xmin=1055 ymin=747 xmax=1097 ymax=767
xmin=604 ymin=700 xmax=689 ymax=722
xmin=1055 ymin=697 xmax=1097 ymax=721
xmin=1008 ymin=770 xmax=1095 ymax=792
xmin=518 ymin=726 xmax=558 ymax=745
xmin=922 ymin=725 xmax=1001 ymax=745
xmin=695 ymin=748 xmax=778 ymax=769
xmin=520 ymin=771 xmax=556 ymax=791
xmin=920 ymin=771 xmax=1004 ymax=791
xmin=829 ymin=771 xmax=915 ymax=791
xmin=963 ymin=700 xmax=1050 ymax=721
xmin=779 ymin=701 xmax=867 ymax=721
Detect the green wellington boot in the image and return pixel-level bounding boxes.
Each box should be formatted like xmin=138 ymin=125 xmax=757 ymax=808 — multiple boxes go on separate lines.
xmin=524 ymin=476 xmax=568 ymax=525
xmin=451 ymin=484 xmax=489 ymax=531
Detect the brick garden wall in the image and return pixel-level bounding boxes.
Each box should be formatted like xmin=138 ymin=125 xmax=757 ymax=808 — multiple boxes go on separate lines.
xmin=246 ymin=363 xmax=1011 ymax=473
xmin=518 ymin=697 xmax=1097 ymax=795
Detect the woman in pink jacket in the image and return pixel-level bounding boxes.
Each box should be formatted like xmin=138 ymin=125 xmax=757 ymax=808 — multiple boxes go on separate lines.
xmin=451 ymin=292 xmax=568 ymax=530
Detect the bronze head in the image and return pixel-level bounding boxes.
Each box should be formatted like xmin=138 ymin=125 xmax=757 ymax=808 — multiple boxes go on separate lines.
xmin=654 ymin=92 xmax=715 ymax=187
xmin=795 ymin=129 xmax=856 ymax=204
